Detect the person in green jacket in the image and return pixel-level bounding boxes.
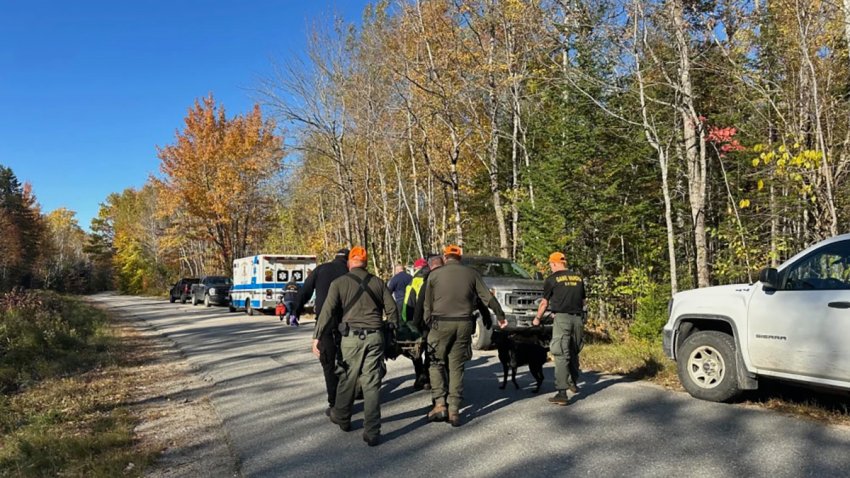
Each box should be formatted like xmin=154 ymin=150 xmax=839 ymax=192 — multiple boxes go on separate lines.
xmin=312 ymin=246 xmax=398 ymax=446
xmin=423 ymin=245 xmax=506 ymax=427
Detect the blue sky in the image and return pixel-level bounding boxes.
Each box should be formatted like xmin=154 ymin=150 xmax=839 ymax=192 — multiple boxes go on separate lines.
xmin=0 ymin=0 xmax=369 ymax=229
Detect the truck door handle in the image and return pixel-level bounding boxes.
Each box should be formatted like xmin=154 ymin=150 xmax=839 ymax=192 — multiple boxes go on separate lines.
xmin=828 ymin=301 xmax=850 ymax=309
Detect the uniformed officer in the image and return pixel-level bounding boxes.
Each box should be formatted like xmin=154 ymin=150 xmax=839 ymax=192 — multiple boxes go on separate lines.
xmin=532 ymin=252 xmax=586 ymax=406
xmin=300 ymin=248 xmax=350 ymax=415
xmin=312 ymin=246 xmax=398 ymax=447
xmin=424 ymin=245 xmax=506 ymax=426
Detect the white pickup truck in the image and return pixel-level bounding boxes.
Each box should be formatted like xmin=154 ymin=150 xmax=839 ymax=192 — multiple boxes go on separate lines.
xmin=663 ymin=234 xmax=850 ymax=402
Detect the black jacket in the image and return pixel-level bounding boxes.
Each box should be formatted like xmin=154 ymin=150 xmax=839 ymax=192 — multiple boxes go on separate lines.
xmin=296 ymin=256 xmax=349 ymax=316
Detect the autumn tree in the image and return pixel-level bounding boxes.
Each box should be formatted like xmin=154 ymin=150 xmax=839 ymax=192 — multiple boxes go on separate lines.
xmin=157 ymin=95 xmax=283 ymax=272
xmin=40 ymin=208 xmax=89 ymax=292
xmin=0 ymin=165 xmax=45 ymax=291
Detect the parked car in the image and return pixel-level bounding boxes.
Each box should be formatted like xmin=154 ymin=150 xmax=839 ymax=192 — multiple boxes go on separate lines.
xmin=190 ymin=276 xmax=233 ymax=307
xmin=169 ymin=278 xmax=199 ymax=304
xmin=663 ymin=234 xmax=850 ymax=402
xmin=462 ymin=256 xmax=547 ymax=350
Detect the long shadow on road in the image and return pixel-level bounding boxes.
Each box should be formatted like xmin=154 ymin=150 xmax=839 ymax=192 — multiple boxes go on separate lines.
xmin=91 ymin=293 xmax=850 ymax=478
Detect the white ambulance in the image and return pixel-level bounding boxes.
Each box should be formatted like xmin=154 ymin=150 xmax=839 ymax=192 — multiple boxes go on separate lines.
xmin=230 ymin=254 xmax=317 ymax=315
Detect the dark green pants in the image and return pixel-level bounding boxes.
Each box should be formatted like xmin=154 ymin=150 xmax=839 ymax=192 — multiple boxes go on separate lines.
xmin=550 ymin=313 xmax=583 ymax=391
xmin=427 ymin=319 xmax=474 ymax=413
xmin=334 ymin=330 xmax=385 ymax=439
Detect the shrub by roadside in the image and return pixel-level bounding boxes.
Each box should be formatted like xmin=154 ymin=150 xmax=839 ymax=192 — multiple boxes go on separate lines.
xmin=0 ymin=290 xmax=156 ymax=477
xmin=0 ymin=289 xmax=111 ymax=393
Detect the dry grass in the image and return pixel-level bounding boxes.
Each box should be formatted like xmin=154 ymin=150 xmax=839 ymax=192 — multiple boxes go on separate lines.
xmin=581 ymin=337 xmax=680 ymax=389
xmin=739 ymin=379 xmax=850 ymax=426
xmin=580 ymin=337 xmax=850 ymax=426
xmin=0 ymin=314 xmax=160 ymax=477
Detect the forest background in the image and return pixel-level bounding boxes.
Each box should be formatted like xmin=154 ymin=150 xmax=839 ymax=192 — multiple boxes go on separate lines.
xmin=3 ymin=0 xmax=850 ymax=338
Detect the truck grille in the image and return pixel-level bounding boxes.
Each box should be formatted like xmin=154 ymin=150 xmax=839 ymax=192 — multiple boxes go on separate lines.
xmin=505 ymin=289 xmax=543 ymax=311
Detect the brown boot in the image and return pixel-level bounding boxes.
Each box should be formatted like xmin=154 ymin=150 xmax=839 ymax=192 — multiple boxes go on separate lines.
xmin=427 ymin=403 xmax=448 ymax=422
xmin=448 ymin=413 xmax=461 ymax=427
xmin=548 ymin=390 xmax=569 ymax=406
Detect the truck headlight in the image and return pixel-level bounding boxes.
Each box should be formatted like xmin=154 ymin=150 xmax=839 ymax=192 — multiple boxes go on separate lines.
xmin=209 ymin=288 xmax=217 ymax=295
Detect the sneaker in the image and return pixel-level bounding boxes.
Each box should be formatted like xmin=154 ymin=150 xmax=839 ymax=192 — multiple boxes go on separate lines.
xmin=363 ymin=433 xmax=380 ymax=447
xmin=548 ymin=391 xmax=569 ymax=406
xmin=569 ymin=384 xmax=579 ymax=394
xmin=329 ymin=411 xmax=351 ymax=432
xmin=324 ymin=407 xmax=331 ymax=417
xmin=448 ymin=413 xmax=461 ymax=427
xmin=427 ymin=404 xmax=448 ymax=422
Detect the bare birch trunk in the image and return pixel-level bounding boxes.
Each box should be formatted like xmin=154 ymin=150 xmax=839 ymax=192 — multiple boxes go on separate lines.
xmin=670 ymin=0 xmax=710 ymax=287
xmin=511 ymin=107 xmax=521 ymax=259
xmin=795 ymin=0 xmax=838 ymax=237
xmin=634 ymin=3 xmax=679 ymax=293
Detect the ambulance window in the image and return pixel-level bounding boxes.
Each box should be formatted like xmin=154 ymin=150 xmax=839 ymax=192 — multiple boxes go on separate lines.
xmin=277 ymin=270 xmax=289 ymax=282
xmin=293 ymin=270 xmax=304 ymax=282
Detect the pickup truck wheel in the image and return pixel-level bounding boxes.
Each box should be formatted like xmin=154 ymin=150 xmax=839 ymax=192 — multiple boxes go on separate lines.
xmin=204 ymin=294 xmax=211 ymax=307
xmin=471 ymin=316 xmax=493 ymax=350
xmin=677 ymin=331 xmax=741 ymax=402
xmin=191 ymin=294 xmax=198 ymax=306
xmin=180 ymin=296 xmax=187 ymax=304
xmin=170 ymin=295 xmax=176 ymax=303
xmin=228 ymin=303 xmax=236 ymax=313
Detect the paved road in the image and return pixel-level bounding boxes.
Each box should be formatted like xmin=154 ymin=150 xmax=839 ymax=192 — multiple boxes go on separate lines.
xmin=91 ymin=293 xmax=850 ymax=478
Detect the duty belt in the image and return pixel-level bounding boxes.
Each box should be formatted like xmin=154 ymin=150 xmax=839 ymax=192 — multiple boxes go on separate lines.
xmin=432 ymin=316 xmax=474 ymax=322
xmin=349 ymin=328 xmax=380 ymax=339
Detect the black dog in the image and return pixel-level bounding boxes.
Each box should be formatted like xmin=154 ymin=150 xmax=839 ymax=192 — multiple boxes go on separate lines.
xmin=493 ymin=330 xmax=548 ymax=393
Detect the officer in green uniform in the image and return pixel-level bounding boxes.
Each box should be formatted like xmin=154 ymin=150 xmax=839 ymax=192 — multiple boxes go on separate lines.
xmin=533 ymin=252 xmax=586 ymax=406
xmin=424 ymin=245 xmax=507 ymax=426
xmin=312 ymin=246 xmax=398 ymax=446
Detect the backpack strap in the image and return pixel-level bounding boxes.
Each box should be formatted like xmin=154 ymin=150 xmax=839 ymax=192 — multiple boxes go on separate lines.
xmin=341 ymin=272 xmax=383 ymax=321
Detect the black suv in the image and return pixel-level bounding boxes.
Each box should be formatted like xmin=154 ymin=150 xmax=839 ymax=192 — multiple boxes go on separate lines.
xmin=170 ymin=278 xmax=200 ymax=304
xmin=190 ymin=276 xmax=233 ymax=307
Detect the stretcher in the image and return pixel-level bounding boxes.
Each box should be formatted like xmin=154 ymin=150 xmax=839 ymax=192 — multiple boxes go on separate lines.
xmin=393 ymin=323 xmax=424 ymax=359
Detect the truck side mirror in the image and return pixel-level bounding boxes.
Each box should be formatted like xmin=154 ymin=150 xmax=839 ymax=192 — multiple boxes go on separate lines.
xmin=534 ymin=271 xmax=544 ymax=280
xmin=759 ymin=267 xmax=781 ymax=290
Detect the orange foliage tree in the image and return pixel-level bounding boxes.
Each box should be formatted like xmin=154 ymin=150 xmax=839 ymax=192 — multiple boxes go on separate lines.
xmin=157 ymin=95 xmax=282 ymax=272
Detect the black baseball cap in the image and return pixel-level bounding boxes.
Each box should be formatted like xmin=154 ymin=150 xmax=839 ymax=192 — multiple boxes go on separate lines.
xmin=336 ymin=248 xmax=350 ymax=257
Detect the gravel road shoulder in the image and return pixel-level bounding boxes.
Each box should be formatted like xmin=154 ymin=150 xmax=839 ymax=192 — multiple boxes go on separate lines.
xmin=107 ymin=304 xmax=241 ymax=477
